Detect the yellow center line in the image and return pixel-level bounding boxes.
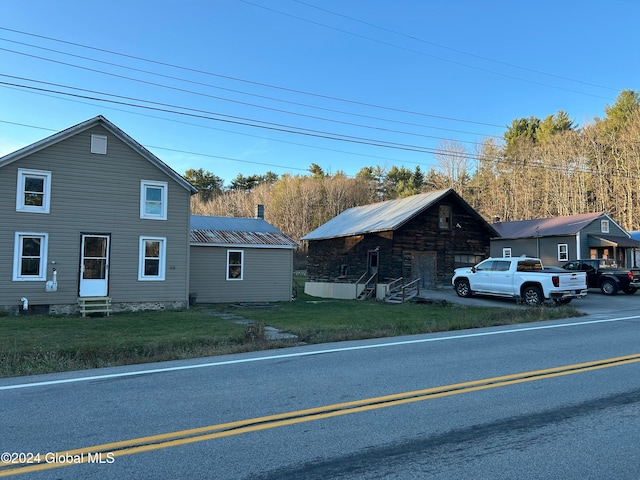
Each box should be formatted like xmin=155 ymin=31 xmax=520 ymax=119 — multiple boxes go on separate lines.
xmin=2 ymin=353 xmax=640 ymax=476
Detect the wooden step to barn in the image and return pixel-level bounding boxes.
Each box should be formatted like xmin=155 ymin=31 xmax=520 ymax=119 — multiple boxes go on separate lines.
xmin=77 ymin=297 xmax=112 ymax=317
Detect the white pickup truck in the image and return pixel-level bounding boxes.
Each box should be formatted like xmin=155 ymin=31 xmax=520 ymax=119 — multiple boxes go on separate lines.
xmin=452 ymin=257 xmax=588 ymax=306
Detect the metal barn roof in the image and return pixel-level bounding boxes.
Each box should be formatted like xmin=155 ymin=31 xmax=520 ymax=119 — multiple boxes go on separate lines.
xmin=190 ymin=215 xmax=297 ymax=248
xmin=302 ymin=189 xmax=472 ymax=241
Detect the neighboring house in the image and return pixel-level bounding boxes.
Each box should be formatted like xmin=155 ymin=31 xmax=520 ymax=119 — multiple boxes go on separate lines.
xmin=189 ymin=213 xmax=298 ymax=303
xmin=301 ymin=189 xmax=498 ymax=300
xmin=491 ymin=212 xmax=640 ymax=268
xmin=0 ymin=116 xmax=197 ymax=314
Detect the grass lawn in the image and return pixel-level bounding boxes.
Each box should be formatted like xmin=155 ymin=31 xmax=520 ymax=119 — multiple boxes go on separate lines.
xmin=0 ymin=278 xmax=583 ymax=378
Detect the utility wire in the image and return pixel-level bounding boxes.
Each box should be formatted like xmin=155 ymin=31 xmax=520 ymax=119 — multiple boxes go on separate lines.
xmin=0 ymin=26 xmax=505 ymax=128
xmin=292 ymin=0 xmax=618 ymax=93
xmin=240 ymin=0 xmax=613 ymax=101
xmin=0 ymin=36 xmax=501 ymax=140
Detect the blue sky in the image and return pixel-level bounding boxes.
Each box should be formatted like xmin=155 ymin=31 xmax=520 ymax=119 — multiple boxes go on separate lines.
xmin=1 ymin=1 xmax=638 ymax=185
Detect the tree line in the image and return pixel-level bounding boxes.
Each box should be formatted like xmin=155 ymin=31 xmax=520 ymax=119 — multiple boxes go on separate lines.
xmin=189 ymin=90 xmax=640 ymax=242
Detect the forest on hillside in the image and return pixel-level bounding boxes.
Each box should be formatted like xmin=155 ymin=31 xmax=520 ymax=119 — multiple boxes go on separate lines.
xmin=189 ymin=90 xmax=640 ymax=242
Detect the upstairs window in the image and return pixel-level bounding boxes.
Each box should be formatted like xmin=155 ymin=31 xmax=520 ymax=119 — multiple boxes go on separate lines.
xmin=227 ymin=250 xmax=244 ymax=281
xmin=439 ymin=205 xmax=451 ymax=229
xmin=140 ymin=181 xmax=168 ymax=220
xmin=502 ymin=248 xmax=512 ymax=258
xmin=17 ymin=169 xmax=51 ymax=213
xmin=13 ymin=233 xmax=48 ymax=281
xmin=138 ymin=237 xmax=166 ymax=280
xmin=600 ymin=220 xmax=609 ymax=233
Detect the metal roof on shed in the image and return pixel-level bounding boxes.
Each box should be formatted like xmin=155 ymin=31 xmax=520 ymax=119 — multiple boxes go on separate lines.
xmin=302 ymin=189 xmax=458 ymax=241
xmin=190 ymin=215 xmax=297 ymax=248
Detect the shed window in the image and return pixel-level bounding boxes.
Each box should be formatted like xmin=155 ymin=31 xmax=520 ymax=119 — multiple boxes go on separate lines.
xmin=13 ymin=233 xmax=48 ymax=281
xmin=16 ymin=169 xmax=51 ymax=213
xmin=502 ymin=248 xmax=512 ymax=258
xmin=138 ymin=237 xmax=166 ymax=280
xmin=227 ymin=250 xmax=244 ymax=280
xmin=439 ymin=205 xmax=451 ymax=229
xmin=140 ymin=181 xmax=168 ymax=220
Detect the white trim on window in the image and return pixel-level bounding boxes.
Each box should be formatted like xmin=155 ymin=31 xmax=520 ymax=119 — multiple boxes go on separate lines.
xmin=601 ymin=219 xmax=609 ymax=233
xmin=226 ymin=249 xmax=244 ymax=281
xmin=13 ymin=232 xmax=48 ymax=281
xmin=16 ymin=169 xmax=51 ymax=213
xmin=140 ymin=180 xmax=168 ymax=220
xmin=138 ymin=237 xmax=166 ymax=281
xmin=502 ymin=248 xmax=512 ymax=258
xmin=558 ymin=243 xmax=569 ymax=262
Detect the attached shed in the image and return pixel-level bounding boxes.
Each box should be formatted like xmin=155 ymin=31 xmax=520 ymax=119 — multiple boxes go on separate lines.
xmin=491 ymin=212 xmax=640 ymax=267
xmin=301 ymin=189 xmax=498 ymax=300
xmin=189 ymin=215 xmax=298 ymax=303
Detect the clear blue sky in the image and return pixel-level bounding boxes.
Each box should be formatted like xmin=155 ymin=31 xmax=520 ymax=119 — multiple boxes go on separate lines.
xmin=1 ymin=1 xmax=637 ymax=185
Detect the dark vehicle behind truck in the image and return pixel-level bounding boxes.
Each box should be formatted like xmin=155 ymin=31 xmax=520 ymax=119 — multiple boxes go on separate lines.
xmin=562 ymin=259 xmax=640 ymax=295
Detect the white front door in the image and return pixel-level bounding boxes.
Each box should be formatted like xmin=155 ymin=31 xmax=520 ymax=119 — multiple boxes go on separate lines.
xmin=79 ymin=234 xmax=110 ymax=297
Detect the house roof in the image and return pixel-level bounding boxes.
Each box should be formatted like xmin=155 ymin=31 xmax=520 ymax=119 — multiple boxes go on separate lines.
xmin=190 ymin=215 xmax=298 ymax=248
xmin=302 ymin=189 xmax=498 ymax=241
xmin=492 ymin=212 xmax=608 ymax=239
xmin=0 ymin=115 xmax=198 ymax=194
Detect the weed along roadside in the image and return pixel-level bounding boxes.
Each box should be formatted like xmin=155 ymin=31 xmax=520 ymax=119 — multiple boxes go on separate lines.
xmin=0 ymin=290 xmax=583 ymax=378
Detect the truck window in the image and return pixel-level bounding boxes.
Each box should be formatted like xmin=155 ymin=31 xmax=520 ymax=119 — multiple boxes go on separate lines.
xmin=475 ymin=260 xmax=495 ymax=271
xmin=517 ymin=260 xmax=542 ymax=271
xmin=494 ymin=260 xmax=511 ymax=271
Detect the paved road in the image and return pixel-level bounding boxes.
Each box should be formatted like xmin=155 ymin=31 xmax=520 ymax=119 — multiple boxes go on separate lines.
xmin=2 ymin=299 xmax=640 ymax=479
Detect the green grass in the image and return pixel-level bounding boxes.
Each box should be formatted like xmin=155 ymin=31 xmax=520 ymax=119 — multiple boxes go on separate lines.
xmin=0 ymin=278 xmax=584 ymax=378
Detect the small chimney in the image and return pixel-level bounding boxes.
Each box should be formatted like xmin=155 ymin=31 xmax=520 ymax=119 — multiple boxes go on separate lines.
xmin=256 ymin=204 xmax=264 ymax=219
xmin=493 ymin=215 xmax=501 ymax=224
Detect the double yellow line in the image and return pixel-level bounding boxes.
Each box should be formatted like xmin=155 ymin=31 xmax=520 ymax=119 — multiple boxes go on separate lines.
xmin=3 ymin=353 xmax=640 ymax=477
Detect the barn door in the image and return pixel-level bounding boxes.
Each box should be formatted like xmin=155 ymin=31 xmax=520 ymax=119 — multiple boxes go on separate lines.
xmin=412 ymin=252 xmax=437 ymax=288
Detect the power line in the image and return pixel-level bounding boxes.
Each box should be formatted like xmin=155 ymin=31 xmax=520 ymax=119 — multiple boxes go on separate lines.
xmin=0 ymin=26 xmax=506 ymax=128
xmin=240 ymin=0 xmax=614 ymax=101
xmin=0 ymin=36 xmax=502 ymax=140
xmin=292 ymin=0 xmax=619 ymax=93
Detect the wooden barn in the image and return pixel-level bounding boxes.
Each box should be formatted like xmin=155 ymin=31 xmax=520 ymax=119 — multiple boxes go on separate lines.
xmin=301 ymin=189 xmax=498 ymax=301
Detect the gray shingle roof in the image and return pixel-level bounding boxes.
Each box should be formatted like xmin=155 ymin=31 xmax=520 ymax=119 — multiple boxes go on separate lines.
xmin=190 ymin=215 xmax=297 ymax=248
xmin=492 ymin=212 xmax=605 ymax=239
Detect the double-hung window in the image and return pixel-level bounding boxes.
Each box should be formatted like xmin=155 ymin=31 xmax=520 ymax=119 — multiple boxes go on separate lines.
xmin=17 ymin=169 xmax=51 ymax=213
xmin=558 ymin=244 xmax=569 ymax=262
xmin=138 ymin=237 xmax=166 ymax=281
xmin=13 ymin=233 xmax=48 ymax=281
xmin=227 ymin=250 xmax=244 ymax=280
xmin=140 ymin=181 xmax=168 ymax=220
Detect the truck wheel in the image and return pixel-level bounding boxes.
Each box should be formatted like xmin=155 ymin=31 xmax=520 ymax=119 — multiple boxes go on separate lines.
xmin=600 ymin=279 xmax=618 ymax=295
xmin=454 ymin=279 xmax=473 ymax=298
xmin=522 ymin=286 xmax=543 ymax=306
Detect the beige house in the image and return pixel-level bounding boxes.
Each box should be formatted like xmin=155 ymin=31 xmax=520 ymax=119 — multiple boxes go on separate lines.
xmin=0 ymin=116 xmax=197 ymax=314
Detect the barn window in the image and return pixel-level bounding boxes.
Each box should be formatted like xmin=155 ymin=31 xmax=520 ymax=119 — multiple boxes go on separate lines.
xmin=439 ymin=205 xmax=451 ymax=229
xmin=227 ymin=250 xmax=244 ymax=280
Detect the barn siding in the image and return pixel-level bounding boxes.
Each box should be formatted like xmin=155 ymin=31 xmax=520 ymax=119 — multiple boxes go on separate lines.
xmin=305 ymin=194 xmax=492 ymax=288
xmin=0 ymin=123 xmax=192 ymax=310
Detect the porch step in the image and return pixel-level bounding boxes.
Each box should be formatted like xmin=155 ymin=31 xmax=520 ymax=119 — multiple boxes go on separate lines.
xmin=78 ymin=297 xmax=112 ymax=317
xmin=357 ymin=287 xmax=375 ymax=300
